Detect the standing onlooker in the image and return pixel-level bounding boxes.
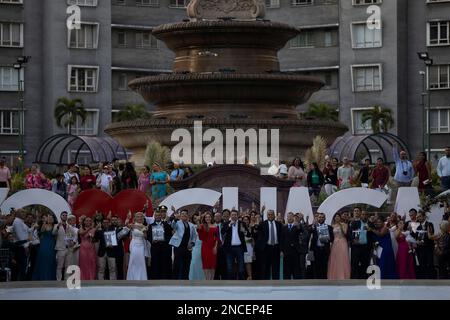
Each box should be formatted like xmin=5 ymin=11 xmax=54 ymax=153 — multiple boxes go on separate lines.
xmin=51 ymin=174 xmax=67 ymax=200
xmin=214 ymin=212 xmax=227 ymax=280
xmin=80 ymin=166 xmax=96 ymax=191
xmin=11 ymin=209 xmax=30 ymax=281
xmin=307 ymin=162 xmax=324 ymax=197
xmin=189 ymin=213 xmax=204 ymax=280
xmin=138 ymin=166 xmax=151 ymax=196
xmin=256 ymin=210 xmax=282 ymax=280
xmin=67 ymin=176 xmax=81 ymax=208
xmin=412 ymin=211 xmax=435 ymax=279
xmin=197 ymin=212 xmax=218 ymax=280
xmin=32 ymin=214 xmax=56 ymax=281
xmin=280 ymin=213 xmax=301 ymax=280
xmin=369 ymin=216 xmax=398 ymax=279
xmin=94 ymin=217 xmax=118 ymax=280
xmin=221 ymin=209 xmax=247 ymax=280
xmin=337 ymin=157 xmax=354 ymax=189
xmin=78 ymin=217 xmax=97 ymax=280
xmin=349 ymin=211 xmax=372 ymax=279
xmin=121 ymin=162 xmax=138 ymax=189
xmin=63 ymin=164 xmax=80 ymax=185
xmin=429 ymin=221 xmax=449 ymax=279
xmin=53 ymin=212 xmax=71 ymax=281
xmin=25 ymin=165 xmax=50 ymax=189
xmin=170 ymin=209 xmax=197 ymax=280
xmin=288 ymin=158 xmax=307 ymax=187
xmin=308 ymin=213 xmax=334 ymax=279
xmin=66 ymin=215 xmax=79 ymax=268
xmin=323 ymin=158 xmax=338 ymax=195
xmin=392 ymin=144 xmax=414 ymax=200
xmin=111 ymin=215 xmax=126 ymax=280
xmin=242 ymin=215 xmax=254 ymax=280
xmin=150 ymin=163 xmax=169 ymax=201
xmin=0 ymin=158 xmax=11 ymax=189
xmin=395 ymin=220 xmax=416 ymax=279
xmin=437 ymin=146 xmax=450 ymax=192
xmin=413 ymin=152 xmax=433 ymax=195
xmin=358 ymin=159 xmax=371 ymax=188
xmin=97 ymin=165 xmax=113 ymax=195
xmin=371 ymin=158 xmax=390 ymax=191
xmin=147 ymin=206 xmax=173 ymax=280
xmin=170 ymin=161 xmax=185 ymax=181
xmin=327 ymin=213 xmax=350 ymax=280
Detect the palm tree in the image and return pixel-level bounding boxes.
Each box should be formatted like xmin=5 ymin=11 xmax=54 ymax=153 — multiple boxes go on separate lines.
xmin=54 ymin=97 xmax=87 ymax=134
xmin=304 ymin=103 xmax=339 ymax=121
xmin=114 ymin=104 xmax=151 ymax=122
xmin=361 ymin=106 xmax=394 ymax=134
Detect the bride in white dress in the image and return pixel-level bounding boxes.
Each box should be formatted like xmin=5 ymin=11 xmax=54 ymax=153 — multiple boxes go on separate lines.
xmin=125 ymin=212 xmax=148 ymax=280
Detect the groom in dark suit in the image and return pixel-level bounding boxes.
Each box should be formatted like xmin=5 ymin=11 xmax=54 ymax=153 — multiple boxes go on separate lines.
xmin=255 ymin=210 xmax=282 ymax=280
xmin=308 ymin=212 xmax=334 ymax=279
xmin=280 ymin=213 xmax=301 ymax=279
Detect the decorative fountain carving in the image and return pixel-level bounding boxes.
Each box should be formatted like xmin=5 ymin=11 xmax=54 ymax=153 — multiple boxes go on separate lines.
xmin=105 ymin=0 xmax=347 ymax=166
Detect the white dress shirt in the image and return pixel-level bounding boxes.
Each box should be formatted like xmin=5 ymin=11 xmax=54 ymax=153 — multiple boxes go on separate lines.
xmin=231 ymin=222 xmax=241 ymax=246
xmin=12 ymin=217 xmax=30 ymax=243
xmin=437 ymin=156 xmax=450 ymax=177
xmin=267 ymin=220 xmax=278 ymax=245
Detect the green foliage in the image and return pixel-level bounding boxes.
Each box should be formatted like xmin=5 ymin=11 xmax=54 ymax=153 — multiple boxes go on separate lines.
xmin=54 ymin=97 xmax=86 ymax=133
xmin=304 ymin=103 xmax=339 ymax=121
xmin=304 ymin=136 xmax=328 ymax=169
xmin=11 ymin=172 xmax=26 ymax=193
xmin=114 ymin=104 xmax=151 ymax=122
xmin=361 ymin=106 xmax=394 ymax=134
xmin=144 ymin=140 xmax=171 ymax=171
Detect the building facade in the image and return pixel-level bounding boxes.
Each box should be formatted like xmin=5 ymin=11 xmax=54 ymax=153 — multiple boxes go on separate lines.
xmin=0 ymin=0 xmax=449 ymax=168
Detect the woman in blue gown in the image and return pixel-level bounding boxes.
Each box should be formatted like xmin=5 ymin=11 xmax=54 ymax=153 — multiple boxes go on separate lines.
xmin=150 ymin=163 xmax=169 ymax=201
xmin=189 ymin=213 xmax=205 ymax=280
xmin=32 ymin=214 xmax=57 ymax=281
xmin=370 ymin=216 xmax=398 ymax=279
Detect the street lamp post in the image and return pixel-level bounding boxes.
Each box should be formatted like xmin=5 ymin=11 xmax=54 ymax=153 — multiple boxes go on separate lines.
xmin=417 ymin=52 xmax=433 ymax=161
xmin=13 ymin=56 xmax=30 ymax=173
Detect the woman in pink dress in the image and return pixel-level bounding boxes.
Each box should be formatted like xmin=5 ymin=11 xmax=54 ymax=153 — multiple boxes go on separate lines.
xmin=67 ymin=176 xmax=81 ymax=208
xmin=327 ymin=213 xmax=351 ymax=280
xmin=138 ymin=166 xmax=151 ymax=196
xmin=395 ymin=220 xmax=416 ymax=279
xmin=78 ymin=217 xmax=97 ymax=280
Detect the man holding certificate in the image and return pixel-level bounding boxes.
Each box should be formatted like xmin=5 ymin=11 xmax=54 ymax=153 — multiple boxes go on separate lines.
xmin=94 ymin=217 xmax=120 ymax=280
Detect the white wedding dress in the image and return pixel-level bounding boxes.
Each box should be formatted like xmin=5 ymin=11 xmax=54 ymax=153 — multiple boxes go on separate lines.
xmin=126 ymin=228 xmax=148 ymax=280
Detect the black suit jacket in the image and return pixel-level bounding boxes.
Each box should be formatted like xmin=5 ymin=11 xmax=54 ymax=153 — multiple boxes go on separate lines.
xmin=349 ymin=220 xmax=373 ymax=247
xmin=308 ymin=224 xmax=334 ymax=254
xmin=280 ymin=224 xmax=301 ymax=254
xmin=221 ymin=221 xmax=248 ymax=252
xmin=95 ymin=227 xmax=120 ymax=258
xmin=147 ymin=221 xmax=173 ymax=244
xmin=255 ymin=220 xmax=283 ymax=252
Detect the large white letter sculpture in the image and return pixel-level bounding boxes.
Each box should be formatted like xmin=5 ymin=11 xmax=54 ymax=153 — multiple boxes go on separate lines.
xmin=0 ymin=189 xmax=72 ymax=221
xmin=160 ymin=188 xmax=222 ymax=216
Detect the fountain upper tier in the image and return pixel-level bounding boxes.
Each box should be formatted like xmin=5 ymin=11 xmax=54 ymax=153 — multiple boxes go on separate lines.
xmin=151 ymin=20 xmax=299 ymax=74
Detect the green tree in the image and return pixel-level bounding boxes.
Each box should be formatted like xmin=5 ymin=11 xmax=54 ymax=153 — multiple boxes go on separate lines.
xmin=304 ymin=103 xmax=339 ymax=121
xmin=361 ymin=106 xmax=394 ymax=134
xmin=144 ymin=140 xmax=171 ymax=171
xmin=54 ymin=97 xmax=87 ymax=134
xmin=114 ymin=104 xmax=151 ymax=122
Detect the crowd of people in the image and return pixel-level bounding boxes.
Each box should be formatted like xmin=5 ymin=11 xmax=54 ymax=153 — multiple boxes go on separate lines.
xmin=1 ymin=201 xmax=449 ymax=282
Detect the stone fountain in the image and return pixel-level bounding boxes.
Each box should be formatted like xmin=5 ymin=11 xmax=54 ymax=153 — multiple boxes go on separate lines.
xmin=105 ymin=0 xmax=347 ymax=166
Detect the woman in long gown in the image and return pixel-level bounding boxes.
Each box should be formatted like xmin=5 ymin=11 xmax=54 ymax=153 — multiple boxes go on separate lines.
xmin=370 ymin=216 xmax=399 ymax=279
xmin=395 ymin=220 xmax=416 ymax=279
xmin=150 ymin=163 xmax=169 ymax=201
xmin=32 ymin=214 xmax=56 ymax=280
xmin=126 ymin=212 xmax=148 ymax=280
xmin=197 ymin=212 xmax=218 ymax=280
xmin=78 ymin=217 xmax=97 ymax=280
xmin=189 ymin=213 xmax=204 ymax=280
xmin=327 ymin=213 xmax=351 ymax=280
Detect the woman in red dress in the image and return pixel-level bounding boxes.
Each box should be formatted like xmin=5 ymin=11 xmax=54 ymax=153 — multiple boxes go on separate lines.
xmin=78 ymin=217 xmax=97 ymax=280
xmin=413 ymin=152 xmax=432 ymax=194
xmin=197 ymin=212 xmax=218 ymax=280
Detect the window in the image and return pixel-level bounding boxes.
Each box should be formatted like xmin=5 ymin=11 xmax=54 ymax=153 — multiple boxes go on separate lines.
xmin=292 ymin=0 xmax=313 ymax=5
xmin=353 ymin=0 xmax=382 ymax=5
xmin=0 ymin=0 xmax=23 ymax=4
xmin=352 ymin=64 xmax=382 ymax=92
xmin=0 ymin=67 xmax=23 ymax=91
xmin=0 ymin=22 xmax=23 ymax=47
xmin=67 ymin=0 xmax=98 ymax=6
xmin=0 ymin=110 xmax=19 ymax=135
xmin=324 ymin=31 xmax=333 ymax=47
xmin=429 ymin=108 xmax=450 ymax=134
xmin=136 ymin=32 xmax=158 ymax=49
xmin=428 ymin=21 xmax=450 ymax=46
xmin=68 ymin=66 xmax=99 ymax=92
xmin=429 ymin=64 xmax=450 ymax=89
xmin=118 ymin=73 xmax=128 ymax=90
xmin=117 ymin=31 xmax=127 ymax=47
xmin=352 ymin=109 xmax=373 ymax=135
xmin=71 ymin=110 xmax=99 ymax=136
xmin=290 ymin=32 xmax=314 ymax=48
xmin=68 ymin=23 xmax=99 ymax=49
xmin=136 ymin=0 xmax=159 ymax=6
xmin=169 ymin=0 xmax=189 ymax=8
xmin=266 ymin=0 xmax=280 ymax=8
xmin=116 ymin=0 xmax=125 ymax=4
xmin=351 ymin=22 xmax=382 ymax=48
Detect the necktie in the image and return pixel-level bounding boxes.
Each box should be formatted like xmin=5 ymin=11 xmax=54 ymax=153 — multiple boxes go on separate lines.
xmin=289 ymin=224 xmax=292 ymax=231
xmin=270 ymin=221 xmax=275 ymax=245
